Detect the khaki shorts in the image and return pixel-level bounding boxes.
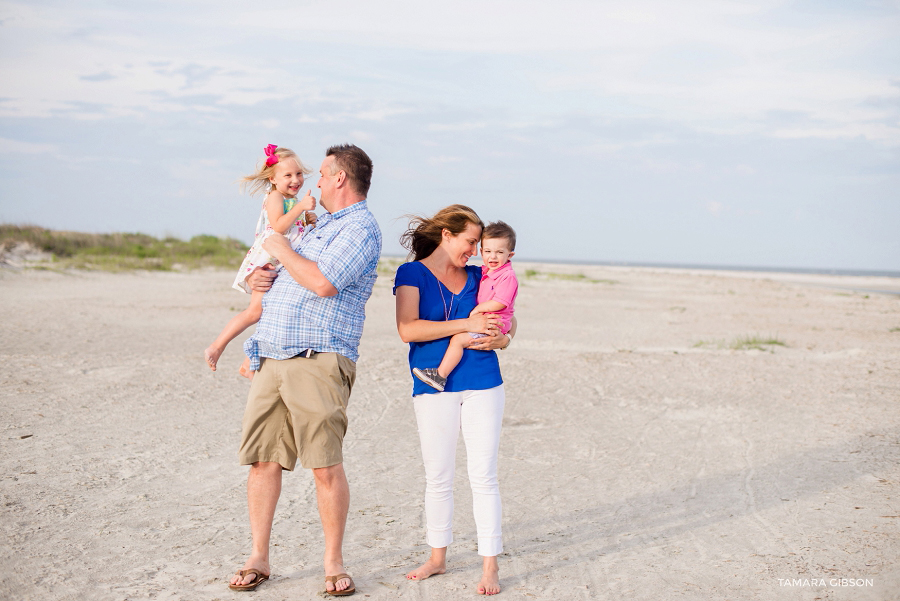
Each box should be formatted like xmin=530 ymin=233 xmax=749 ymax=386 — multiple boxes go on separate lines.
xmin=238 ymin=352 xmax=356 ymax=470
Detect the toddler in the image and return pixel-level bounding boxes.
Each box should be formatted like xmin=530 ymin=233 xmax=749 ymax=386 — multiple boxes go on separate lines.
xmin=413 ymin=221 xmax=518 ymax=391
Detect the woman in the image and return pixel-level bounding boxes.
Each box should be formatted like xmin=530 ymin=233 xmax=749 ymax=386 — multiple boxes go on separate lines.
xmin=394 ymin=204 xmax=515 ymax=596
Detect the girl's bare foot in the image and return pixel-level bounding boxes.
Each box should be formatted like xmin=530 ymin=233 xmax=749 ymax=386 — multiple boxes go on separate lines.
xmin=238 ymin=357 xmax=256 ymax=381
xmin=204 ymin=346 xmax=222 ymax=371
xmin=477 ymin=556 xmax=500 ymax=595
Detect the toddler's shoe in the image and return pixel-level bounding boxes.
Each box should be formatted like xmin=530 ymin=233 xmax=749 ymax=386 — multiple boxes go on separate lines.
xmin=412 ymin=367 xmax=446 ymax=392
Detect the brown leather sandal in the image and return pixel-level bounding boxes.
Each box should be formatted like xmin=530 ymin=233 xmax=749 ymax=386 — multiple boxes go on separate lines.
xmin=228 ymin=568 xmax=269 ymax=591
xmin=324 ymin=573 xmax=356 ymax=596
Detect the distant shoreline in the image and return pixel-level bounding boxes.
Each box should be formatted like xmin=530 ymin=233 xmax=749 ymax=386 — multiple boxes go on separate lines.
xmin=383 ymin=254 xmax=900 ymax=279
xmin=381 ymin=254 xmax=900 ymax=296
xmin=494 ymin=257 xmax=900 ymax=279
xmin=4 ymin=225 xmax=894 ymax=278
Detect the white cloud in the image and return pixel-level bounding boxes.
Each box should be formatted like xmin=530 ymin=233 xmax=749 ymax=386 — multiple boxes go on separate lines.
xmin=427 ymin=156 xmax=464 ymax=164
xmin=352 ymin=107 xmax=413 ymax=122
xmin=0 ymin=138 xmax=59 ymax=155
xmin=427 ymin=122 xmax=488 ymax=132
xmin=2 ymin=0 xmax=897 ymax=146
xmin=727 ymin=164 xmax=757 ymax=176
xmin=349 ymin=130 xmax=374 ymax=143
xmin=1 ymin=0 xmax=898 ymax=270
xmin=0 ymin=3 xmax=326 ymax=119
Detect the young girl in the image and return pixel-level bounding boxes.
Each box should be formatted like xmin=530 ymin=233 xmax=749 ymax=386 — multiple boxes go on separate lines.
xmin=204 ymin=144 xmax=316 ymax=371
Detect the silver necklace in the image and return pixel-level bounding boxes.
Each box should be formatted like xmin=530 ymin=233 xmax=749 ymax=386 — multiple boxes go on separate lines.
xmin=437 ymin=280 xmax=454 ymax=321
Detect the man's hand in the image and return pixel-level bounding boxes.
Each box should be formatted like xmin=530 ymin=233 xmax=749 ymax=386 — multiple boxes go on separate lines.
xmin=262 ymin=233 xmax=293 ymax=263
xmin=247 ymin=264 xmax=277 ymax=292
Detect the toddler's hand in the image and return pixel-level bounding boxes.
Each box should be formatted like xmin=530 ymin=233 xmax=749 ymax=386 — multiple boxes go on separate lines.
xmin=305 ymin=211 xmax=317 ymax=226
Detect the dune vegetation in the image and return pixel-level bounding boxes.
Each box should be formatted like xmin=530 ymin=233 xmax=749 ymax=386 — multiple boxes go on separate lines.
xmin=0 ymin=225 xmax=248 ymax=271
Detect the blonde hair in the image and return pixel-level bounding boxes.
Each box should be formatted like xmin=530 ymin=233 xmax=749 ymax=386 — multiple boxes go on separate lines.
xmin=240 ymin=146 xmax=312 ymax=197
xmin=400 ymin=204 xmax=484 ymax=261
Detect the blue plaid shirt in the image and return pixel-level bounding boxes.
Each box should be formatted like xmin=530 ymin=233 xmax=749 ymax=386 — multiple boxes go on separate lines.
xmin=243 ymin=200 xmax=382 ymax=368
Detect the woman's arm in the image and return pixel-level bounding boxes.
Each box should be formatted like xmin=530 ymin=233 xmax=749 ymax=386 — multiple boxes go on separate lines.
xmin=267 ymin=190 xmax=316 ymax=235
xmin=396 ymin=285 xmax=499 ymax=343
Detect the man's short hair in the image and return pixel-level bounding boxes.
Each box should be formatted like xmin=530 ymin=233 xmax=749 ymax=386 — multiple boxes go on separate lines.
xmin=482 ymin=220 xmax=516 ymax=251
xmin=326 ymin=144 xmax=373 ymax=197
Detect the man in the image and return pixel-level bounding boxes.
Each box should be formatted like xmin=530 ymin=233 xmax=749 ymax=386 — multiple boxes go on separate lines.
xmin=228 ymin=144 xmax=381 ymax=596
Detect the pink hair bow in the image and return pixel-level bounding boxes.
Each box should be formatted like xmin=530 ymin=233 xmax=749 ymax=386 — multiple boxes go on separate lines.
xmin=264 ymin=144 xmax=279 ymax=166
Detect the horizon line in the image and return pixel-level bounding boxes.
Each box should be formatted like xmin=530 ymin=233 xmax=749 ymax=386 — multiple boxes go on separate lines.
xmin=380 ymin=254 xmax=900 ymax=279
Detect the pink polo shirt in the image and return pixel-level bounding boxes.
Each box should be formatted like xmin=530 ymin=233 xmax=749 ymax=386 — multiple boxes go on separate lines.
xmin=477 ymin=261 xmax=518 ymax=334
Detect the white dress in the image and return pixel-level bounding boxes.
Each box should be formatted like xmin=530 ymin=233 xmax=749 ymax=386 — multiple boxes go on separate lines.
xmin=232 ymin=196 xmax=307 ymax=293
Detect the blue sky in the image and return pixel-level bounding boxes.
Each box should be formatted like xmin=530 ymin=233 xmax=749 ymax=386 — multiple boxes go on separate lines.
xmin=1 ymin=0 xmax=898 ymax=270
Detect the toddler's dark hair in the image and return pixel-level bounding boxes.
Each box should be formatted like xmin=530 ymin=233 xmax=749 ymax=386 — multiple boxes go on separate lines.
xmin=482 ymin=221 xmax=516 ymax=251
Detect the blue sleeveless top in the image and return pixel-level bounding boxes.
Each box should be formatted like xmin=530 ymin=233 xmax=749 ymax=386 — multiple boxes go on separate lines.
xmin=393 ymin=261 xmax=503 ymax=396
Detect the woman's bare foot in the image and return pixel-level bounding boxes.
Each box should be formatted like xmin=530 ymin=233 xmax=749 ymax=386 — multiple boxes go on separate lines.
xmin=406 ymin=559 xmax=446 ymax=580
xmin=204 ymin=346 xmax=222 ymax=371
xmin=407 ymin=547 xmax=447 ymax=581
xmin=477 ymin=556 xmax=500 ymax=595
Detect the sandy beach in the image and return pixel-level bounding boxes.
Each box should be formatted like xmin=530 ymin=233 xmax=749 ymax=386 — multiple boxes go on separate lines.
xmin=1 ymin=262 xmax=898 ymax=601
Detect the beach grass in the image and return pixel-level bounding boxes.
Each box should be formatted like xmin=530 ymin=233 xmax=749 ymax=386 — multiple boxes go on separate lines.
xmin=377 ymin=257 xmax=404 ymax=276
xmin=729 ymin=334 xmax=787 ymax=350
xmin=524 ymin=268 xmax=616 ymax=284
xmin=0 ymin=225 xmax=247 ymax=271
xmin=693 ymin=333 xmax=787 ymax=351
xmin=372 ymin=260 xmax=618 ymax=286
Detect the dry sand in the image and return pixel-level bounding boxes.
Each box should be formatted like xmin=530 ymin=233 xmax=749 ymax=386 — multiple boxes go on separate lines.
xmin=1 ymin=263 xmax=898 ymax=601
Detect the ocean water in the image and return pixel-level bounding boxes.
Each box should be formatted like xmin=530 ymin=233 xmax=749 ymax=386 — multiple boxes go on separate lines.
xmin=383 ymin=255 xmax=900 ymax=294
xmin=514 ymin=258 xmax=900 ymax=296
xmin=518 ymin=258 xmax=900 ymax=279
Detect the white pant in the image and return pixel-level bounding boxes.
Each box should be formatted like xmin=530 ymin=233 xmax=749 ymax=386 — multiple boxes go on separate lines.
xmin=413 ymin=385 xmax=505 ymax=556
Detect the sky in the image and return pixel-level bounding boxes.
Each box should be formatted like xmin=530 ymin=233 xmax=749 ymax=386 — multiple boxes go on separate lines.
xmin=1 ymin=0 xmax=898 ymax=271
